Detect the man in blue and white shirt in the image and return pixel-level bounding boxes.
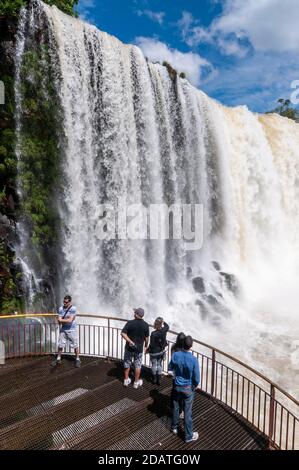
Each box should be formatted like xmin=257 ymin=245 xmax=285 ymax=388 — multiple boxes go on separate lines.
xmin=52 ymin=295 xmax=81 ymax=368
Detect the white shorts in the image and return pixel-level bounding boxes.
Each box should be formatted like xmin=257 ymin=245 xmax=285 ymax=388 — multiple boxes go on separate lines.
xmin=58 ymin=330 xmax=79 ymax=349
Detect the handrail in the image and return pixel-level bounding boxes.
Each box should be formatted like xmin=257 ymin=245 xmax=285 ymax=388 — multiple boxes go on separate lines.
xmin=0 ymin=312 xmax=298 ymax=449
xmin=0 ymin=312 xmax=298 ymax=407
xmin=79 ymin=314 xmax=299 ymax=408
xmin=0 ymin=313 xmax=57 ymax=319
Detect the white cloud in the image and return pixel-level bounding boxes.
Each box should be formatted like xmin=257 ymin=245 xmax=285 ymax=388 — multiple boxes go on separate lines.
xmin=179 ymin=0 xmax=299 ymax=56
xmin=178 ymin=9 xmax=249 ymax=57
xmin=202 ymin=51 xmax=299 ymax=112
xmin=77 ymin=0 xmax=96 ymax=22
xmin=178 ymin=11 xmax=213 ymax=47
xmin=177 ymin=10 xmax=247 ymax=57
xmin=217 ymin=38 xmax=248 ymax=58
xmin=137 ymin=9 xmax=165 ymax=25
xmin=135 ymin=37 xmax=216 ymax=86
xmin=216 ymin=0 xmax=299 ymax=52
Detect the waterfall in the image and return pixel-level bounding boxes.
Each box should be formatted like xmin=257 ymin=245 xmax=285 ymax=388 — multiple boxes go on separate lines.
xmin=14 ymin=6 xmax=36 ymax=310
xmin=14 ymin=1 xmax=299 ymax=396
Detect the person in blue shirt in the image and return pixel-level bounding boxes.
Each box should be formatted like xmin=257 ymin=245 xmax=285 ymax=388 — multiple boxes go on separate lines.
xmin=168 ymin=335 xmax=200 ymax=443
xmin=52 ymin=295 xmax=81 ymax=368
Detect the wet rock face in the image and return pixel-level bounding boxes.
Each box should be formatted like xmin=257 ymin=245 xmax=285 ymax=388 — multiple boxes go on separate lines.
xmin=195 ymin=299 xmax=209 ymax=321
xmin=0 ymin=237 xmax=24 ymax=312
xmin=193 ymin=261 xmax=238 ymax=326
xmin=220 ymin=272 xmax=239 ymax=295
xmin=195 ymin=288 xmax=232 ymax=326
xmin=0 ymin=17 xmax=18 ymax=69
xmin=212 ymin=261 xmax=221 ymax=271
xmin=205 ymin=294 xmax=218 ymax=305
xmin=192 ymin=276 xmax=205 ymax=294
xmin=0 ymin=17 xmax=25 ymax=313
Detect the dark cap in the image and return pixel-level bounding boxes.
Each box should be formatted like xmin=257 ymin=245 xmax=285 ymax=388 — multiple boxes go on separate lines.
xmin=133 ymin=307 xmax=145 ymax=318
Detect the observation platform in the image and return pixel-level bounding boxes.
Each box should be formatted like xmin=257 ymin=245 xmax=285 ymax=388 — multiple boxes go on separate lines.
xmin=0 ymin=355 xmax=268 ymax=450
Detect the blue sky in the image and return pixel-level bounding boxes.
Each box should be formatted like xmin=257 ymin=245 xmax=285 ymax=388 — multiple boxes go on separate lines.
xmin=77 ymin=0 xmax=299 ymax=113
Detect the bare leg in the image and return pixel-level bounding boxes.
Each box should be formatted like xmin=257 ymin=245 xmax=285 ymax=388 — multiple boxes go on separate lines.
xmin=135 ymin=367 xmax=141 ymax=382
xmin=124 ymin=367 xmax=130 ymax=380
xmin=75 ymin=347 xmax=80 ymax=359
xmin=57 ymin=347 xmax=63 ymax=360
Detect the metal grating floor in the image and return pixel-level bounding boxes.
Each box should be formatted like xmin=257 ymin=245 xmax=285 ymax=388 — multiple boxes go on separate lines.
xmin=0 ymin=356 xmax=268 ymax=450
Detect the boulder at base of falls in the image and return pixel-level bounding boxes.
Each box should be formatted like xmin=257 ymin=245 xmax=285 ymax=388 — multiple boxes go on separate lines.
xmin=212 ymin=261 xmax=221 ymax=271
xmin=220 ymin=272 xmax=239 ymax=295
xmin=192 ymin=276 xmax=205 ymax=294
xmin=196 ymin=297 xmax=224 ymax=327
xmin=205 ymin=294 xmax=218 ymax=305
xmin=195 ymin=299 xmax=209 ymax=321
xmin=203 ymin=294 xmax=231 ymax=318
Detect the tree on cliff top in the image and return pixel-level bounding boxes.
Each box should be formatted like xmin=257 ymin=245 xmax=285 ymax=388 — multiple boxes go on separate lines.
xmin=267 ymin=98 xmax=299 ymax=122
xmin=0 ymin=0 xmax=79 ymax=17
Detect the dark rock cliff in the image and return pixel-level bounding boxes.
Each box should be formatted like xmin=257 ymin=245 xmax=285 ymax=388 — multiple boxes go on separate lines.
xmin=0 ymin=16 xmax=25 ymax=313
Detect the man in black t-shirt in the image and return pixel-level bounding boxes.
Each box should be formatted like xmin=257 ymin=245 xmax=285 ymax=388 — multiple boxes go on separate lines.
xmin=121 ymin=308 xmax=149 ymax=389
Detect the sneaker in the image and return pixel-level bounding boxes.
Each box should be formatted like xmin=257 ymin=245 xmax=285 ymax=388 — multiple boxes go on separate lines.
xmin=171 ymin=428 xmax=178 ymax=435
xmin=75 ymin=358 xmax=81 ymax=368
xmin=179 ymin=411 xmax=184 ymax=419
xmin=151 ymin=374 xmax=157 ymax=384
xmin=123 ymin=378 xmax=131 ymax=387
xmin=185 ymin=432 xmax=199 ymax=443
xmin=133 ymin=379 xmax=143 ymax=389
xmin=51 ymin=357 xmax=61 ymax=367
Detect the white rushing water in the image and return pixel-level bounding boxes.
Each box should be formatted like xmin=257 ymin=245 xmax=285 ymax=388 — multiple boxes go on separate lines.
xmin=15 ymin=1 xmax=299 ymax=397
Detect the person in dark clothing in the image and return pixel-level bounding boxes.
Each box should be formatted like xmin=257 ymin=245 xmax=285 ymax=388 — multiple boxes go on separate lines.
xmin=146 ymin=317 xmax=169 ymax=385
xmin=169 ymin=335 xmax=200 ymax=443
xmin=171 ymin=332 xmax=186 ymax=355
xmin=121 ymin=308 xmax=149 ymax=389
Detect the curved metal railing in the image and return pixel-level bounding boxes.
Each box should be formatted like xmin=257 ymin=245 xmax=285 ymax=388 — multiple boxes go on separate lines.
xmin=0 ymin=313 xmax=298 ymax=450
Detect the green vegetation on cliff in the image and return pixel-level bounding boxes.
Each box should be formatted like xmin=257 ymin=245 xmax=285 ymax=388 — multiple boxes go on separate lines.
xmin=0 ymin=75 xmax=17 ymax=220
xmin=0 ymin=14 xmax=21 ymax=313
xmin=18 ymin=46 xmax=62 ymax=248
xmin=0 ymin=241 xmax=24 ymax=313
xmin=267 ymin=98 xmax=299 ymax=122
xmin=0 ymin=0 xmax=24 ymax=16
xmin=0 ymin=0 xmax=71 ymax=312
xmin=0 ymin=0 xmax=79 ymax=17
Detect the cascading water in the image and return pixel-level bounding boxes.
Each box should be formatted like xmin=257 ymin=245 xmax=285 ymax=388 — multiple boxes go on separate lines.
xmin=14 ymin=5 xmax=38 ymax=310
xmin=15 ymin=1 xmax=299 ymax=396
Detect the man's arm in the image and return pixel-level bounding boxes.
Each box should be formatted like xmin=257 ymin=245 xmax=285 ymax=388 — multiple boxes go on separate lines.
xmin=121 ymin=331 xmax=135 ymax=346
xmin=58 ymin=315 xmax=75 ymax=324
xmin=144 ymin=324 xmax=150 ymax=350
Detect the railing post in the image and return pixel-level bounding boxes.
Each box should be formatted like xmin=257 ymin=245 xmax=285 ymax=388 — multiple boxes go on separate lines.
xmin=107 ymin=318 xmax=111 ymax=362
xmin=211 ymin=349 xmax=216 ymax=397
xmin=268 ymin=384 xmax=275 ymax=448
